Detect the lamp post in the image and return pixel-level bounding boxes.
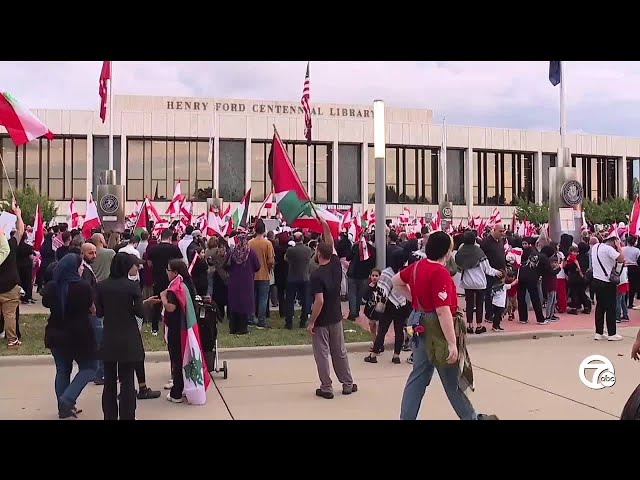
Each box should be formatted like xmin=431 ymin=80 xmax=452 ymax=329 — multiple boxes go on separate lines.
xmin=373 ymin=100 xmax=386 ymax=270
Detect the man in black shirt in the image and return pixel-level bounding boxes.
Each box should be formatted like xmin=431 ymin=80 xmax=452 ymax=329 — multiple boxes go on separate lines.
xmin=146 ymin=229 xmax=183 ymax=335
xmin=0 ymin=204 xmax=25 ymax=348
xmin=480 ymin=224 xmax=506 ymax=322
xmin=309 ymin=215 xmax=357 ymax=399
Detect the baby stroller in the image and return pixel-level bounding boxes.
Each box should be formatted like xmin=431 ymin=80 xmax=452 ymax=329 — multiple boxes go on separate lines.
xmin=194 ymin=295 xmax=228 ymax=380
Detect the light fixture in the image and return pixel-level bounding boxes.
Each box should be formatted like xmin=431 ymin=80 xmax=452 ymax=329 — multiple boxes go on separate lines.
xmin=373 ymin=100 xmax=385 ymax=158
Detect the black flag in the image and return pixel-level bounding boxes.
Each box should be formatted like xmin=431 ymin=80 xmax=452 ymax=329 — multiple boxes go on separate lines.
xmin=549 ymin=61 xmax=561 ymax=87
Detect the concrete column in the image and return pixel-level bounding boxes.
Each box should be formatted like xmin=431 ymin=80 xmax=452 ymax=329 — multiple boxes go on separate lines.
xmin=120 ymin=134 xmax=126 ymax=186
xmin=332 ymin=139 xmax=339 ymax=203
xmin=535 ymin=151 xmax=543 ymax=204
xmin=86 ymin=134 xmax=93 ymax=200
xmin=361 ymin=141 xmax=368 ymax=211
xmin=466 ymin=144 xmax=474 ymax=218
xmin=213 ymin=113 xmax=220 ymax=195
xmin=619 ymin=155 xmax=628 ymax=198
xmin=245 ymin=137 xmax=252 ymax=195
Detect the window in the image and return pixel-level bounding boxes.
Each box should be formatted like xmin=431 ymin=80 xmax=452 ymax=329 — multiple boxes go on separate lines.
xmin=575 ymin=155 xmax=618 ymax=202
xmin=250 ymin=140 xmax=331 ymax=203
xmin=368 ymin=145 xmax=438 ymax=204
xmin=219 ymin=139 xmax=246 ymax=202
xmin=126 ymin=137 xmax=211 ymax=201
xmin=446 ymin=149 xmax=465 ymax=205
xmin=0 ymin=135 xmax=87 ymax=200
xmin=628 ymin=158 xmax=640 ymax=199
xmin=338 ymin=144 xmax=361 ymax=204
xmin=474 ymin=150 xmax=534 ymax=205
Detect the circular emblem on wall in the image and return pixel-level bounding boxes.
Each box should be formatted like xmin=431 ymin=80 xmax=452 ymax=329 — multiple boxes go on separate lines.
xmin=442 ymin=206 xmax=453 ymax=218
xmin=100 ymin=194 xmax=120 ymax=215
xmin=561 ymin=180 xmax=584 ymax=207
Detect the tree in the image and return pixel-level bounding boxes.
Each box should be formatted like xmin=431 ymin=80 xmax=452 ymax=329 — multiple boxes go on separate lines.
xmin=0 ymin=185 xmax=58 ymax=226
xmin=583 ymin=197 xmax=633 ymax=225
xmin=514 ymin=198 xmax=550 ymax=225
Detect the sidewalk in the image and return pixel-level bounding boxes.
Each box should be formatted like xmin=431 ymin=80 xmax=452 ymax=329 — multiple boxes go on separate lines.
xmin=1 ymin=329 xmax=635 ymax=420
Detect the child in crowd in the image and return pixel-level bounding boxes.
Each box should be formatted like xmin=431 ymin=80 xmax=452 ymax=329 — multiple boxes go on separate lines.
xmin=617 ymin=264 xmax=630 ymax=323
xmin=505 ymin=268 xmax=518 ymax=321
xmin=543 ymin=253 xmax=561 ymax=321
xmin=490 ymin=271 xmax=518 ymax=332
xmin=362 ymin=268 xmax=383 ymax=351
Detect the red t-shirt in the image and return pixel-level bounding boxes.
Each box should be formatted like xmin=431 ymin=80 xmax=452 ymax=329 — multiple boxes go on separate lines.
xmin=399 ymin=259 xmax=457 ymax=315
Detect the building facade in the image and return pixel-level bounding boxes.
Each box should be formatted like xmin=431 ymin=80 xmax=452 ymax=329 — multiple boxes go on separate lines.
xmin=1 ymin=94 xmax=639 ymax=222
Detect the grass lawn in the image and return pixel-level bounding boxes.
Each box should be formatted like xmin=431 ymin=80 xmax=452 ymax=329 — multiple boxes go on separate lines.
xmin=0 ymin=313 xmax=371 ymax=357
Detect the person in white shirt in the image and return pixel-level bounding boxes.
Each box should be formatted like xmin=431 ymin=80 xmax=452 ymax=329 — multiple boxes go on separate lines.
xmin=490 ymin=275 xmax=518 ymax=332
xmin=590 ymin=233 xmax=625 ymax=341
xmin=178 ymin=226 xmax=194 ymax=265
xmin=119 ymin=235 xmax=141 ymax=281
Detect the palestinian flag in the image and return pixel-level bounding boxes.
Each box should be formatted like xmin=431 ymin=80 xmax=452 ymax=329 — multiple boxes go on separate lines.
xmin=267 ymin=129 xmax=340 ymax=238
xmin=133 ymin=199 xmax=150 ymax=236
xmin=167 ymin=274 xmax=210 ymax=405
xmin=0 ymin=92 xmax=54 ymax=146
xmin=232 ymin=188 xmax=251 ymax=229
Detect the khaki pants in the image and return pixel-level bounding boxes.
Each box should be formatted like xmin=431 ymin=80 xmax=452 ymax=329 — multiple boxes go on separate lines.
xmin=312 ymin=321 xmax=354 ymax=393
xmin=0 ymin=285 xmax=21 ymax=343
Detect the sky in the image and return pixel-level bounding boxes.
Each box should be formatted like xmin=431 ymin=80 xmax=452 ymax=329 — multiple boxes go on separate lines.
xmin=1 ymin=61 xmax=638 ymax=137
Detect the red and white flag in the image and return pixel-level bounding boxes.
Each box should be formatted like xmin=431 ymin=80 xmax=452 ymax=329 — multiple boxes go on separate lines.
xmin=33 ymin=204 xmax=44 ymax=251
xmin=488 ymin=207 xmax=502 ymax=227
xmin=301 ymin=62 xmax=311 ymax=145
xmin=69 ymin=198 xmax=79 ymax=229
xmin=82 ymin=195 xmax=102 ymax=238
xmin=166 ymin=180 xmax=185 ymax=215
xmin=99 ymin=61 xmax=111 ymax=124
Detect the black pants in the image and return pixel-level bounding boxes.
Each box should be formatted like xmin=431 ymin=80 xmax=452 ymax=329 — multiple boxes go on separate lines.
xmin=464 ymin=289 xmax=484 ymax=325
xmin=151 ymin=284 xmax=168 ymax=332
xmin=135 ymin=361 xmax=146 ymax=386
xmin=276 ymin=284 xmax=286 ymax=317
xmin=517 ymin=281 xmax=545 ymax=323
xmin=18 ymin=265 xmax=32 ymax=302
xmin=484 ymin=275 xmax=499 ymax=321
xmin=592 ymin=279 xmax=617 ymax=336
xmin=167 ymin=325 xmax=184 ymax=400
xmin=103 ymin=361 xmax=136 ymax=420
xmin=628 ymin=265 xmax=640 ymax=307
xmin=372 ymin=304 xmax=411 ymax=355
xmin=569 ymin=280 xmax=591 ymax=311
xmin=229 ymin=311 xmax=249 ymax=335
xmin=492 ymin=306 xmax=504 ymax=329
xmin=285 ymin=281 xmax=309 ymax=327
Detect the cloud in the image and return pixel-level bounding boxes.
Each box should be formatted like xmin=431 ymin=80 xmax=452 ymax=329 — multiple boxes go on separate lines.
xmin=0 ymin=61 xmax=638 ymax=136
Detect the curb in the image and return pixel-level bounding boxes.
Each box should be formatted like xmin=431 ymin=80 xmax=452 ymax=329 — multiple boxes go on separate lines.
xmin=0 ymin=328 xmax=600 ymax=367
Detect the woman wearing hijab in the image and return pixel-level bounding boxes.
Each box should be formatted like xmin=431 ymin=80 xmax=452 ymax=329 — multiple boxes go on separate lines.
xmin=225 ymin=234 xmax=260 ymax=335
xmin=96 ymin=253 xmax=153 ymax=420
xmin=42 ymin=254 xmax=96 ymax=419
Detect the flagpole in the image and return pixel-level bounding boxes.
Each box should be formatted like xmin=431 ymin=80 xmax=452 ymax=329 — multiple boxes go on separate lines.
xmin=560 ymin=61 xmax=567 ymax=167
xmin=0 ymin=152 xmax=16 ymax=202
xmin=441 ymin=115 xmax=447 ymax=202
xmin=108 ymin=61 xmax=114 ymax=172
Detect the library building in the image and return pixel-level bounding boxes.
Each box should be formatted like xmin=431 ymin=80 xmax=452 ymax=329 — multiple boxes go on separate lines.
xmin=1 ymin=94 xmax=639 ymax=222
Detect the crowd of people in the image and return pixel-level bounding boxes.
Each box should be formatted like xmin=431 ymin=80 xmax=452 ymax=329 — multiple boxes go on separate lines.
xmin=3 ymin=202 xmax=640 ymax=420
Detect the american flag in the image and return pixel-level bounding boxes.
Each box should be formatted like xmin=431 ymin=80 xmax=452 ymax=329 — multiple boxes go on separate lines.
xmin=99 ymin=61 xmax=111 ymax=123
xmin=301 ymin=62 xmax=311 ymax=145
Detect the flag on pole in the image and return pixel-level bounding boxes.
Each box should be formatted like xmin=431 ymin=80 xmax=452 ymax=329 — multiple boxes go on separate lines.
xmin=82 ymin=195 xmax=102 ymax=238
xmin=0 ymin=92 xmax=54 ymax=146
xmin=232 ymin=189 xmax=251 ymax=229
xmin=99 ymin=61 xmax=111 ymax=123
xmin=133 ymin=199 xmax=150 ymax=236
xmin=549 ymin=61 xmax=561 ymax=87
xmin=301 ymin=62 xmax=312 ymax=146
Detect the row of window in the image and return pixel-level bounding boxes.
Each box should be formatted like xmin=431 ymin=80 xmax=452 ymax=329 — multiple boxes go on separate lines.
xmin=1 ymin=135 xmax=634 ymax=204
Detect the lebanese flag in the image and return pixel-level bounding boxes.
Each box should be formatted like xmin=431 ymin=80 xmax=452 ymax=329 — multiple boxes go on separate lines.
xmin=69 ymin=198 xmax=80 ymax=229
xmin=128 ymin=200 xmax=140 ymax=220
xmin=99 ymin=61 xmax=111 ymax=123
xmin=267 ymin=129 xmax=340 ymax=239
xmin=167 ymin=274 xmax=210 ymax=405
xmin=33 ymin=204 xmax=44 ymax=251
xmin=82 ymin=195 xmax=101 ymax=238
xmin=256 ymin=189 xmax=275 ymax=219
xmin=206 ymin=207 xmax=226 ymax=237
xmin=431 ymin=211 xmax=442 ymax=231
xmin=358 ymin=235 xmax=370 ymax=261
xmin=0 ymin=92 xmax=54 ymax=147
xmin=180 ymin=200 xmax=193 ymax=228
xmin=166 ymin=181 xmax=185 ymax=215
xmin=145 ymin=196 xmax=163 ymax=224
xmin=399 ymin=207 xmax=411 ymax=224
xmin=629 ymin=198 xmax=640 ymax=237
xmin=488 ymin=207 xmax=501 ymax=227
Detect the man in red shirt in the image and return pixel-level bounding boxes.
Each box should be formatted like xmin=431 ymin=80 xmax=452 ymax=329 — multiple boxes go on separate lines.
xmin=392 ymin=231 xmax=497 ymax=420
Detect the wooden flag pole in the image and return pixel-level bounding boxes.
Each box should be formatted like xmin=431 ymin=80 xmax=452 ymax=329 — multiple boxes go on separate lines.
xmin=0 ymin=151 xmax=16 ymax=203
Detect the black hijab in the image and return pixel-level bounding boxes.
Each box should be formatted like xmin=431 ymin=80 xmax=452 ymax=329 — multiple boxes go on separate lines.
xmin=110 ymin=252 xmax=136 ymax=279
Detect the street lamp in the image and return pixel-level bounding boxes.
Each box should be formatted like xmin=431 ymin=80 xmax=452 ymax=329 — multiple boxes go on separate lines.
xmin=373 ymin=100 xmax=386 ymax=270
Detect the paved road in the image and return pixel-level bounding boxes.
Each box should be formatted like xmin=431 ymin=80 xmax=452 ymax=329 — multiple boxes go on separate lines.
xmin=1 ymin=328 xmax=637 ymax=420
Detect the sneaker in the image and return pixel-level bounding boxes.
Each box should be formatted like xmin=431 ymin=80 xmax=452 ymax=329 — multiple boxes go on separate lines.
xmin=342 ymin=383 xmax=358 ymax=395
xmin=594 ymin=333 xmax=607 ymax=341
xmin=7 ymin=339 xmax=22 ymax=347
xmin=537 ymin=320 xmax=550 ymax=325
xmin=392 ymin=356 xmax=401 ymax=364
xmin=137 ymin=387 xmax=161 ymax=400
xmin=406 ymin=354 xmax=413 ymax=365
xmin=401 ymin=344 xmax=411 ymax=352
xmin=151 ymin=331 xmax=158 ymax=336
xmin=608 ymin=334 xmax=623 ymax=341
xmin=0 ymin=331 xmax=4 ymax=339
xmin=315 ymin=389 xmax=334 ymax=399
xmin=492 ymin=326 xmax=504 ymax=332
xmin=166 ymin=393 xmax=184 ymax=403
xmin=94 ymin=378 xmax=105 ymax=386
xmin=364 ymin=354 xmax=378 ymax=364
xmin=475 ymin=326 xmax=487 ymax=334
xmin=477 ymin=413 xmax=499 ymax=420
xmin=164 ymin=380 xmax=174 ymax=390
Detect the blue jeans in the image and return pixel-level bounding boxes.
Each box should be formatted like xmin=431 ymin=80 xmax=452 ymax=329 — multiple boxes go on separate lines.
xmin=92 ymin=316 xmax=104 ymax=381
xmin=51 ymin=348 xmax=97 ymax=408
xmin=545 ymin=290 xmax=557 ymax=319
xmin=400 ymin=311 xmax=477 ymax=420
xmin=617 ymin=293 xmax=629 ymax=320
xmin=253 ymin=280 xmax=271 ymax=326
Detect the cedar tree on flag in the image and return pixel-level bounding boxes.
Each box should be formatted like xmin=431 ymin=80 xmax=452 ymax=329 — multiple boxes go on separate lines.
xmin=267 ymin=129 xmax=340 ymax=238
xmin=82 ymin=195 xmax=102 ymax=238
xmin=99 ymin=61 xmax=111 ymax=123
xmin=0 ymin=92 xmax=54 ymax=146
